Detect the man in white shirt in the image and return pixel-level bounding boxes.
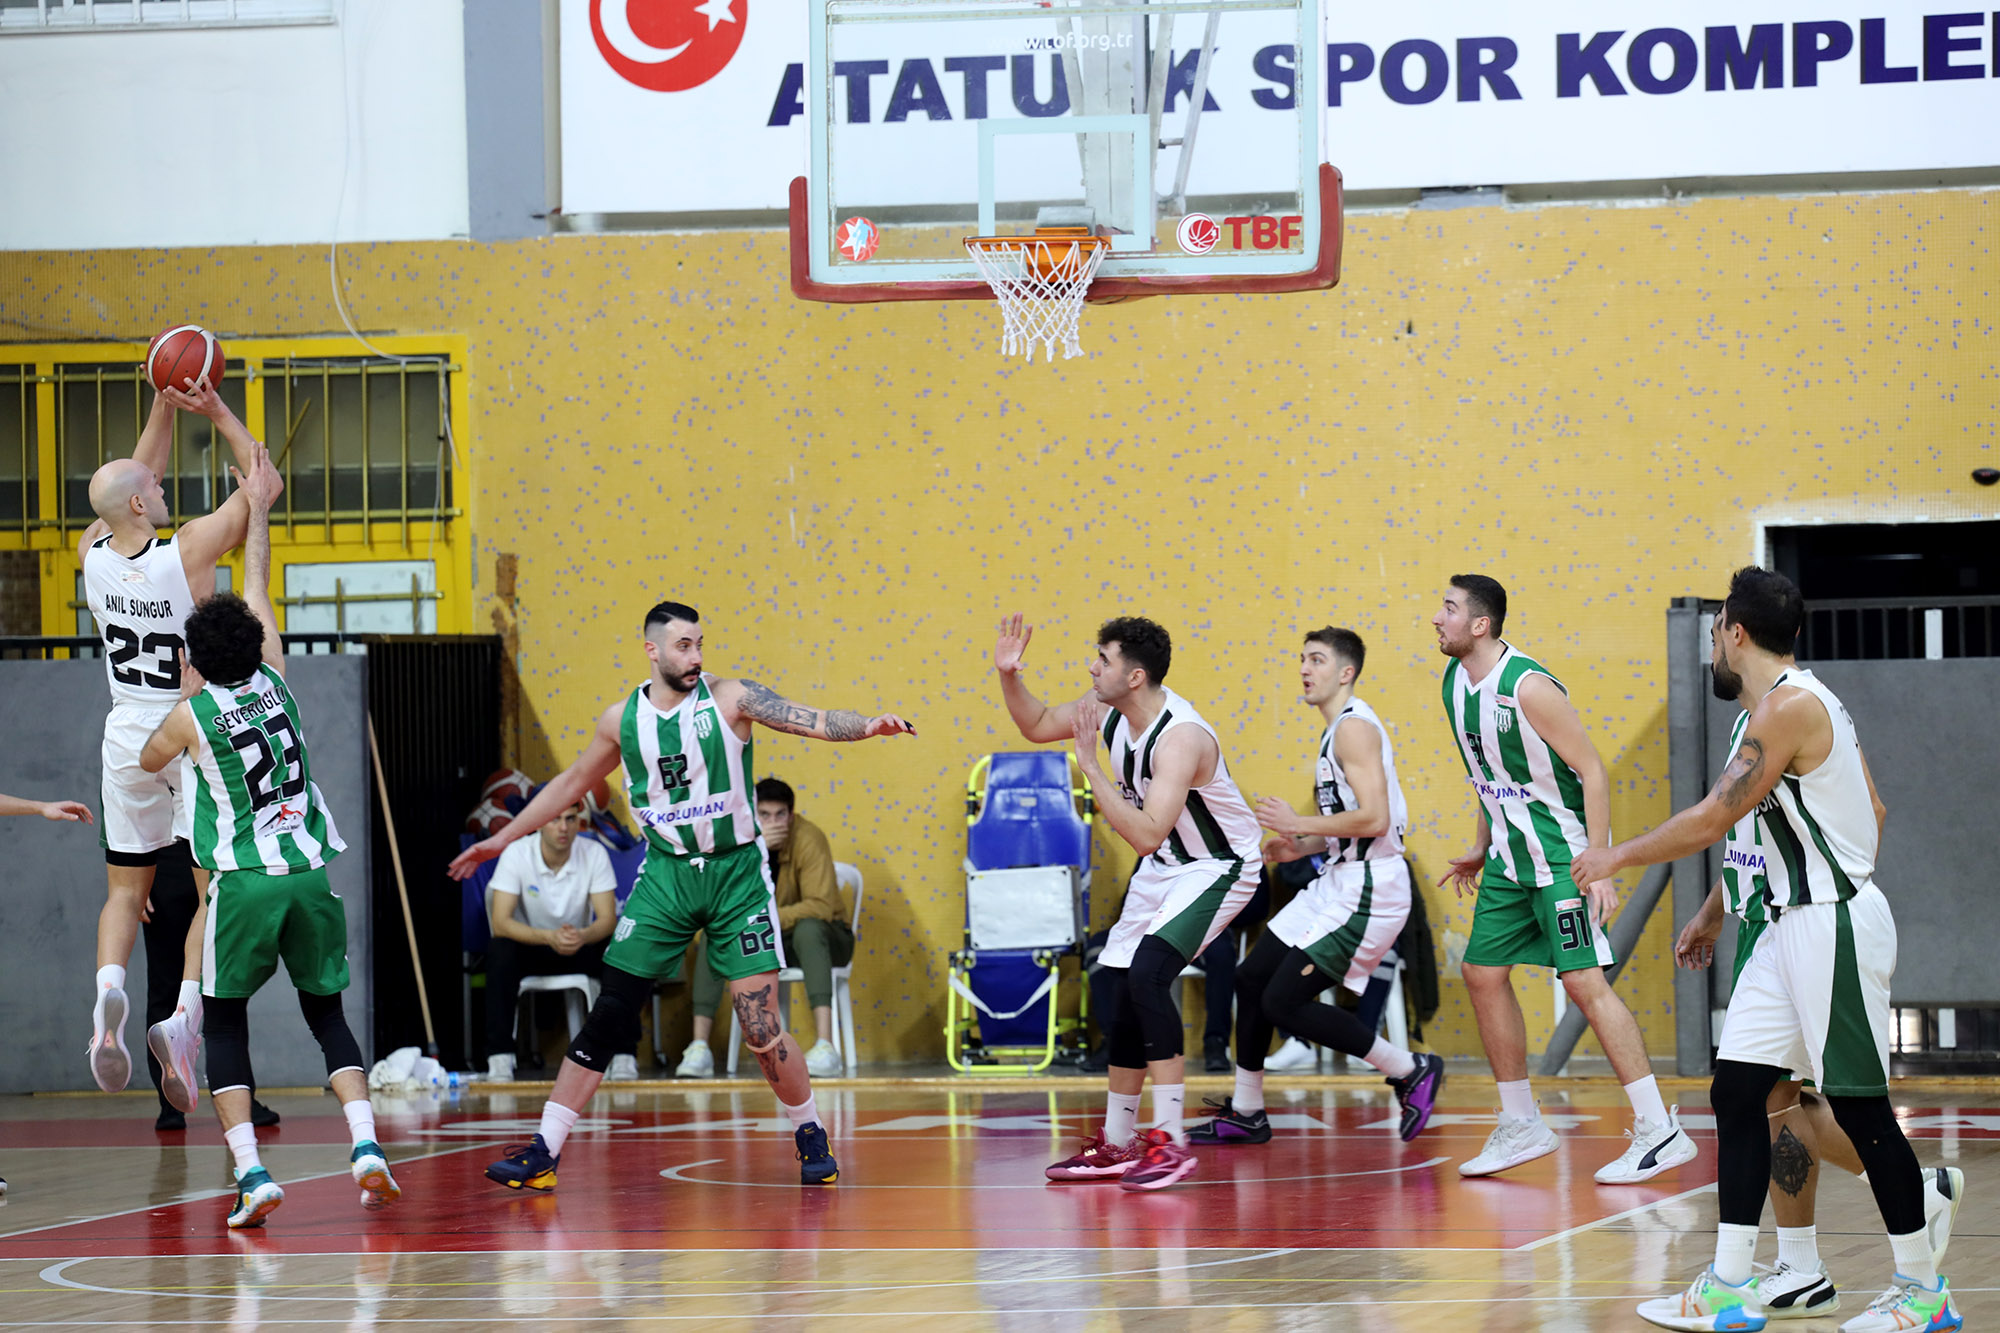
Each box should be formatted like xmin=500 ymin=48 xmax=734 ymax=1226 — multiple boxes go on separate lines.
xmin=484 ymin=798 xmax=630 ymax=1081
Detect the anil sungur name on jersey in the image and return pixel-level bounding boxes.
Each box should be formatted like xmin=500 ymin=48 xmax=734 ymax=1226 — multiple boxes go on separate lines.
xmin=100 ymin=594 xmax=175 ymax=618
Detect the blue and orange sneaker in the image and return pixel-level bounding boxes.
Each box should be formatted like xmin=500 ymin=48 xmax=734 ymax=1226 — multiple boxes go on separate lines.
xmin=1838 ymin=1276 xmax=1961 ymax=1333
xmin=226 ymin=1167 xmax=285 ymax=1230
xmin=796 ymin=1123 xmax=839 ymax=1185
xmin=1638 ymin=1267 xmax=1766 ymax=1331
xmin=1187 ymin=1096 xmax=1272 ymax=1145
xmin=485 ymin=1135 xmax=559 ymax=1192
xmin=1389 ymin=1053 xmax=1446 ymax=1142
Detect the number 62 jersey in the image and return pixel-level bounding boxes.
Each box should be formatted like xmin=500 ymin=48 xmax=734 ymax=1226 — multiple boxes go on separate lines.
xmin=184 ymin=664 xmax=345 ymax=874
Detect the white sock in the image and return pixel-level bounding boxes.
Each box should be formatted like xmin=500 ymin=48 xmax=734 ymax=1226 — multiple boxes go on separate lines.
xmin=1103 ymin=1091 xmax=1142 ymax=1143
xmin=1233 ymin=1068 xmax=1266 ymax=1115
xmin=1497 ymin=1079 xmax=1538 ymax=1121
xmin=96 ymin=964 xmax=126 ymax=992
xmin=342 ymin=1099 xmax=377 ymax=1147
xmin=1889 ymin=1228 xmax=1939 ymax=1286
xmin=1714 ymin=1222 xmax=1759 ymax=1286
xmin=177 ymin=981 xmax=203 ymax=1027
xmin=1624 ymin=1074 xmax=1670 ymax=1126
xmin=781 ymin=1094 xmax=821 ymax=1130
xmin=537 ymin=1102 xmax=581 ymax=1155
xmin=1366 ymin=1039 xmax=1416 ymax=1080
xmin=1150 ymin=1084 xmax=1186 ymax=1145
xmin=1775 ymin=1225 xmax=1818 ymax=1271
xmin=225 ymin=1122 xmax=261 ymax=1174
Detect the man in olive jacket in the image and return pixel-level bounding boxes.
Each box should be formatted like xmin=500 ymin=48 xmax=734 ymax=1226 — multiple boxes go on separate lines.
xmin=675 ymin=777 xmax=856 ymax=1078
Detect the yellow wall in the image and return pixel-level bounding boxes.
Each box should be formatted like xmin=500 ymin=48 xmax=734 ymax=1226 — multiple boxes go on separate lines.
xmin=5 ymin=188 xmax=1993 ymax=1064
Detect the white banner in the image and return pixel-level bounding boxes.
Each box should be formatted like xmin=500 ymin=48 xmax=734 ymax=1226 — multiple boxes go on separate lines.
xmin=559 ymin=0 xmax=2000 ymax=214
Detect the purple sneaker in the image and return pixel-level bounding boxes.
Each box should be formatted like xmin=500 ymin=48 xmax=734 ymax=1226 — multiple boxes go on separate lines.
xmin=1389 ymin=1053 xmax=1445 ymax=1142
xmin=1187 ymin=1096 xmax=1273 ymax=1145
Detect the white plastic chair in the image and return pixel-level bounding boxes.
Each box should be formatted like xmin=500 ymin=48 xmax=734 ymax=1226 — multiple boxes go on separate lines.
xmin=515 ymin=973 xmax=600 ymax=1043
xmin=729 ymin=862 xmax=863 ymax=1076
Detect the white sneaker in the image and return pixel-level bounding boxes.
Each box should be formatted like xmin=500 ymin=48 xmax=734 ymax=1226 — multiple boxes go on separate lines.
xmin=88 ymin=984 xmax=131 ymax=1093
xmin=1458 ymin=1111 xmax=1560 ymax=1177
xmin=145 ymin=1009 xmax=201 ymax=1113
xmin=1923 ymin=1165 xmax=1964 ymax=1267
xmin=675 ymin=1040 xmax=715 ymax=1078
xmin=606 ymin=1054 xmax=640 ymax=1082
xmin=1595 ymin=1106 xmax=1700 ymax=1184
xmin=1264 ymin=1037 xmax=1317 ymax=1071
xmin=1755 ymin=1261 xmax=1839 ymax=1319
xmin=1837 ymin=1277 xmax=1958 ymax=1333
xmin=1637 ymin=1267 xmax=1765 ymax=1332
xmin=486 ymin=1053 xmax=516 ymax=1082
xmin=804 ymin=1039 xmax=842 ymax=1078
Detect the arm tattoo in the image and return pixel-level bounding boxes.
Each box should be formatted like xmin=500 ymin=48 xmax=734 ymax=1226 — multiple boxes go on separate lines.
xmin=1713 ymin=736 xmax=1766 ymax=813
xmin=1770 ymin=1124 xmax=1814 ymax=1197
xmin=825 ymin=709 xmax=868 ymax=742
xmin=737 ymin=680 xmax=821 ymax=737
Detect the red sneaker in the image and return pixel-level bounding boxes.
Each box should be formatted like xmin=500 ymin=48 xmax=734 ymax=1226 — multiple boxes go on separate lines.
xmin=1045 ymin=1134 xmax=1143 ymax=1182
xmin=1119 ymin=1129 xmax=1199 ymax=1192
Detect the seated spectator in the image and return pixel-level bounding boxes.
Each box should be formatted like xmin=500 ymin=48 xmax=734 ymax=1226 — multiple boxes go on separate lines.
xmin=675 ymin=777 xmax=854 ymax=1078
xmin=485 ymin=796 xmax=636 ymax=1082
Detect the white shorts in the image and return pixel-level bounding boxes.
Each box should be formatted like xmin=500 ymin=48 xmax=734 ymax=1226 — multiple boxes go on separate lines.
xmin=1270 ymin=857 xmax=1412 ymax=995
xmin=1102 ymin=856 xmax=1257 ymax=969
xmin=99 ymin=701 xmax=185 ymax=858
xmin=1717 ymin=883 xmax=1896 ymax=1097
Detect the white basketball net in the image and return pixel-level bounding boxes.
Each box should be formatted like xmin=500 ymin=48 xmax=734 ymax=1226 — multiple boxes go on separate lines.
xmin=964 ymin=237 xmax=1107 ymax=363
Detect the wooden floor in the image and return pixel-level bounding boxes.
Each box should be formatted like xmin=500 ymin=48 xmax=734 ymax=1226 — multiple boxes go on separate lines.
xmin=1 ymin=1074 xmax=1993 ymax=1329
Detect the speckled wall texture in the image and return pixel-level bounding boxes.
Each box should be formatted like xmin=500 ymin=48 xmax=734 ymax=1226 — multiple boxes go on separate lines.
xmin=6 ymin=189 xmax=1993 ymax=1064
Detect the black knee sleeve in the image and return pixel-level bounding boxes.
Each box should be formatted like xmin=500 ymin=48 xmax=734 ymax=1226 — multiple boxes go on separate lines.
xmin=1126 ymin=936 xmax=1188 ymax=1062
xmin=567 ymin=965 xmax=649 ymax=1072
xmin=205 ymin=996 xmax=255 ymax=1094
xmin=297 ymin=989 xmax=365 ymax=1078
xmin=1262 ymin=951 xmax=1374 ymax=1059
xmin=1827 ymin=1094 xmax=1926 ymax=1236
xmin=1231 ymin=932 xmax=1287 ymax=1070
xmin=1102 ymin=968 xmax=1147 ymax=1069
xmin=1711 ymin=1060 xmax=1786 ymax=1225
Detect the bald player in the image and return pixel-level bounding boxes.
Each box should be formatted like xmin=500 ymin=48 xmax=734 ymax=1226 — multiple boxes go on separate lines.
xmin=79 ymin=382 xmax=269 ymax=1096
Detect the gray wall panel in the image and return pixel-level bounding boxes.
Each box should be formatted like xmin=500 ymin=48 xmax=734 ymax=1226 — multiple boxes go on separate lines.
xmin=1702 ymin=657 xmax=2000 ymax=1008
xmin=0 ymin=657 xmax=372 ymax=1094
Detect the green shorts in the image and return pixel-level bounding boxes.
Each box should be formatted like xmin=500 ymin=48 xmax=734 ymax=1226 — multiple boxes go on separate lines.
xmin=1462 ymin=861 xmax=1616 ymax=975
xmin=203 ymin=866 xmax=350 ymax=999
xmin=604 ymin=842 xmax=781 ymax=983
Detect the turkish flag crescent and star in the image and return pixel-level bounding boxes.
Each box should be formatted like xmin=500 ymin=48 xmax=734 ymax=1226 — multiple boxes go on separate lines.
xmin=591 ymin=0 xmax=748 ymax=94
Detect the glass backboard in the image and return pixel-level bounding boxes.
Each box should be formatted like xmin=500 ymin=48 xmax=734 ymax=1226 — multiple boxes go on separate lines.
xmin=797 ymin=0 xmax=1334 ymax=299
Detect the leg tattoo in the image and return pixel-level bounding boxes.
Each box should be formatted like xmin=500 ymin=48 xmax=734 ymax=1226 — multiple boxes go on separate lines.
xmin=732 ymin=984 xmax=787 ymax=1061
xmin=1771 ymin=1125 xmax=1814 ymax=1198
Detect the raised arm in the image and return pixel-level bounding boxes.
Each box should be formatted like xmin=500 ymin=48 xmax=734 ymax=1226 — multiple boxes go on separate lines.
xmin=994 ymin=613 xmax=1076 ymax=743
xmin=448 ymin=704 xmax=628 ymax=879
xmin=715 ymin=678 xmax=915 ymax=743
xmin=233 ymin=445 xmax=285 ymax=675
xmin=172 ymin=387 xmax=279 ymax=584
xmin=131 ymin=387 xmax=179 ymax=478
xmin=1072 ymin=700 xmax=1212 ymax=858
xmin=1571 ymin=685 xmax=1820 ymax=888
xmin=162 ymin=383 xmax=263 ymax=477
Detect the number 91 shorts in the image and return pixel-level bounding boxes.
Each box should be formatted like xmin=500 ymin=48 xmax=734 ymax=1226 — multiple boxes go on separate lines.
xmin=1462 ymin=859 xmax=1617 ymax=974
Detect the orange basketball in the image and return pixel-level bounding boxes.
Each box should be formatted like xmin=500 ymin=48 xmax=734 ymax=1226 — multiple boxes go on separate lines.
xmin=145 ymin=324 xmax=225 ymax=393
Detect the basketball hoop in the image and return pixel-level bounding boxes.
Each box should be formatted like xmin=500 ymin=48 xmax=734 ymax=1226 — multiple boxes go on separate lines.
xmin=963 ymin=230 xmax=1109 ymax=363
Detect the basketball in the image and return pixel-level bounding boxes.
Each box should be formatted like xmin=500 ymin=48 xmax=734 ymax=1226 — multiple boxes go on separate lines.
xmin=584 ymin=775 xmax=614 ymax=816
xmin=479 ymin=768 xmax=533 ymax=806
xmin=144 ymin=325 xmax=225 ymax=394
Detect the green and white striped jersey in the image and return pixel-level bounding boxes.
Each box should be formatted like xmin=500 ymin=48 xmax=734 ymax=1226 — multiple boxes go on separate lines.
xmin=1441 ymin=644 xmax=1591 ymax=888
xmin=1750 ymin=668 xmax=1877 ymax=909
xmin=1718 ymin=709 xmax=1770 ymax=925
xmin=620 ymin=675 xmax=759 ymax=858
xmin=1101 ymin=688 xmax=1261 ymax=868
xmin=186 ymin=665 xmax=344 ymax=874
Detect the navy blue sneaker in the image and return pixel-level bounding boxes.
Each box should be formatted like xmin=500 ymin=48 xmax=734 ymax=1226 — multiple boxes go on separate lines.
xmin=486 ymin=1134 xmax=559 ymax=1192
xmin=796 ymin=1123 xmax=839 ymax=1185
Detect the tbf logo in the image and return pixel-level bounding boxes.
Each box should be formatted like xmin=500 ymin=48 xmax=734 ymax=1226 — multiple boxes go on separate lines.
xmin=592 ymin=0 xmax=746 ymax=93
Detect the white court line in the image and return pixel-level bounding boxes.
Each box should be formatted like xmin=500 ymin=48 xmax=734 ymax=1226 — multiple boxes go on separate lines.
xmin=0 ymin=1141 xmax=497 ymax=1243
xmin=657 ymin=1155 xmax=1453 ymax=1190
xmin=35 ymin=1246 xmax=1305 ymax=1305
xmin=1513 ymin=1182 xmax=1717 ymax=1252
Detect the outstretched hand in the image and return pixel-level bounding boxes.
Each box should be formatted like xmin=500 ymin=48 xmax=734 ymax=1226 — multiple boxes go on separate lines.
xmin=161 ymin=383 xmax=224 ymax=418
xmin=39 ymin=800 xmax=93 ymax=824
xmin=448 ymin=835 xmax=508 ymax=881
xmin=1071 ymin=696 xmax=1105 ymax=773
xmin=862 ymin=713 xmax=917 ymax=738
xmin=228 ymin=443 xmax=283 ymax=511
xmin=1437 ymin=848 xmax=1486 ymax=899
xmin=994 ymin=613 xmax=1034 ymax=676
